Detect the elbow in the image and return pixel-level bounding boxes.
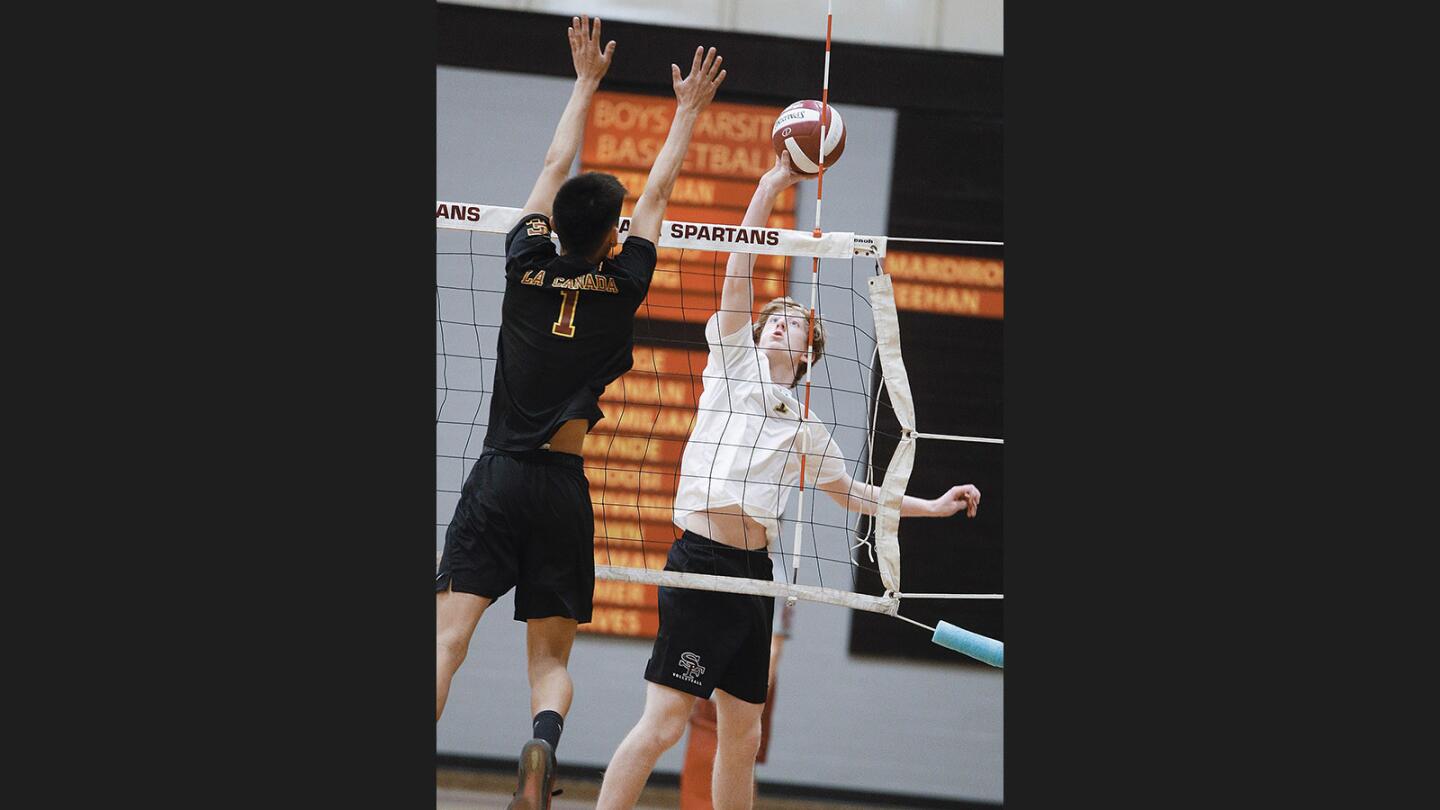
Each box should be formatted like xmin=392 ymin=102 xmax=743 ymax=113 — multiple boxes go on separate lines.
xmin=842 ymin=498 xmax=861 ymax=515
xmin=636 ymin=189 xmax=665 ymax=211
xmin=832 ymin=490 xmax=873 ymax=517
xmin=633 ymin=193 xmax=665 ymax=223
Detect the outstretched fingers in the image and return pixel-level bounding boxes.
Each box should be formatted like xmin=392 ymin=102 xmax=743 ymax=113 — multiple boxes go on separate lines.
xmin=590 ymin=17 xmax=615 ymax=62
xmin=569 ymin=15 xmax=616 ymax=76
xmin=673 ymin=45 xmax=725 ymax=104
xmin=590 ymin=16 xmax=615 ymax=58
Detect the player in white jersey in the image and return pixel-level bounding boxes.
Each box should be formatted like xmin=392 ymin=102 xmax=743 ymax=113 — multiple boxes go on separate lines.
xmin=595 ymin=153 xmax=982 ymax=810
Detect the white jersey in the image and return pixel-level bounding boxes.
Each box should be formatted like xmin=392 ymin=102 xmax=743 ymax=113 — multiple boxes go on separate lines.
xmin=672 ymin=313 xmax=848 ymax=548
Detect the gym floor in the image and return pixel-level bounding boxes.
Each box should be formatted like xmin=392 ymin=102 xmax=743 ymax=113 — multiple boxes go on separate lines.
xmin=436 ymin=767 xmax=918 ymax=809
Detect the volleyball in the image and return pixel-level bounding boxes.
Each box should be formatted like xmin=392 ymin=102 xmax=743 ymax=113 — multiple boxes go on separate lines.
xmin=770 ymin=100 xmax=846 ymax=174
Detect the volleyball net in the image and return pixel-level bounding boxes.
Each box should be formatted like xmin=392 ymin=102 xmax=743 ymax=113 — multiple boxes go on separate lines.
xmin=437 ymin=203 xmax=1002 ymax=663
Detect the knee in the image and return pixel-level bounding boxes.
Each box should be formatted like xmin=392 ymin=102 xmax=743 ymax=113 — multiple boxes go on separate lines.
xmin=528 ymin=656 xmax=571 ymax=683
xmin=723 ymin=718 xmax=762 ymax=757
xmin=436 ymin=631 xmax=470 ymax=665
xmin=642 ymin=714 xmax=689 ymax=753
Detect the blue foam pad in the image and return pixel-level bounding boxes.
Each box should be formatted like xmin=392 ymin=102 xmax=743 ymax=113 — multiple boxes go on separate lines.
xmin=932 ymin=621 xmax=1004 ymax=668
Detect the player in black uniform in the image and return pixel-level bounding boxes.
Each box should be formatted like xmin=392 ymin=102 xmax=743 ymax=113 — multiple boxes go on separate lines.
xmin=435 ymin=14 xmax=728 ymax=808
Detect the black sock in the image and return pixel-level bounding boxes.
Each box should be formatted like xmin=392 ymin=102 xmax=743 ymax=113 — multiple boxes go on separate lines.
xmin=532 ymin=710 xmax=564 ymax=752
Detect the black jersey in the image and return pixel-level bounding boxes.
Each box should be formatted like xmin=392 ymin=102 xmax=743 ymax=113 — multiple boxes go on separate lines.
xmin=483 ymin=212 xmax=657 ymax=451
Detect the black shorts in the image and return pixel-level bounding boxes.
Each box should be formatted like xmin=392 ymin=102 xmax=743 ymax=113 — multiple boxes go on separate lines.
xmin=644 ymin=531 xmax=775 ymax=704
xmin=436 ymin=448 xmax=594 ymax=623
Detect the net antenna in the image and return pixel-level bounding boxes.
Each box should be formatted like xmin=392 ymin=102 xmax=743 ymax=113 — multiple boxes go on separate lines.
xmin=786 ymin=0 xmax=834 ymax=610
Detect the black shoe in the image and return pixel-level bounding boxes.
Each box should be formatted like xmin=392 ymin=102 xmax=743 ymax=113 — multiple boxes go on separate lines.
xmin=505 ymin=738 xmax=556 ymax=810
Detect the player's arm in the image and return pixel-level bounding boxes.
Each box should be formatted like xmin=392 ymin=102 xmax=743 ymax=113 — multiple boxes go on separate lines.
xmin=716 ymin=153 xmax=806 ymax=336
xmin=520 ymin=15 xmax=616 ymax=218
xmin=818 ymin=472 xmax=981 ymax=519
xmin=627 ymin=46 xmax=727 ymax=245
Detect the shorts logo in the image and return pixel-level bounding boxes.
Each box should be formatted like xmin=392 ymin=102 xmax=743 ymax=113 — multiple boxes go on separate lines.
xmin=672 ymin=651 xmax=705 ymax=685
xmin=525 ymin=218 xmax=549 ymax=237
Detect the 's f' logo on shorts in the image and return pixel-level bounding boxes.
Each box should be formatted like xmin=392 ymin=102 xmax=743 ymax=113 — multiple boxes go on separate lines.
xmin=679 ymin=652 xmax=705 ymax=676
xmin=526 ymin=218 xmax=549 ymax=237
xmin=672 ymin=651 xmax=705 ymax=684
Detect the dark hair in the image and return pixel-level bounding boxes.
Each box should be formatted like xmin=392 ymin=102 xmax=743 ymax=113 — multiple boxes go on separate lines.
xmin=552 ymin=172 xmax=626 ymax=258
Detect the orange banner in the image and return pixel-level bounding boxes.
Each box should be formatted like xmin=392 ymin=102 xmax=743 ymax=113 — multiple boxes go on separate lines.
xmin=599 ymin=167 xmax=796 ymax=212
xmin=885 ymin=251 xmax=1005 ymax=319
xmin=628 ymin=203 xmax=794 ymax=229
xmin=579 ymin=347 xmax=711 ymax=638
xmin=589 ymin=465 xmax=681 ymax=497
xmin=653 ymin=247 xmax=791 ymax=273
xmin=585 ymin=92 xmax=796 ymax=328
xmin=584 ymin=92 xmax=786 ymax=181
xmin=636 ymin=288 xmax=782 ymax=324
xmin=647 ymin=266 xmax=788 ymax=294
xmin=585 ymin=606 xmax=659 ymax=637
xmin=597 ymin=358 xmax=705 ymax=408
xmin=578 ymin=98 xmax=795 ymax=638
xmin=594 ymin=580 xmax=657 ymax=608
xmin=593 ymin=546 xmax=671 ymax=571
xmin=884 ymin=252 xmax=1004 ymax=289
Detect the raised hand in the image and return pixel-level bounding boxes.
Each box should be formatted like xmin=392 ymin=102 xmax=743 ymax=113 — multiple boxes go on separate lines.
xmin=762 ymin=151 xmax=808 ymax=190
xmin=569 ymin=15 xmax=615 ymax=82
xmin=671 ymin=46 xmax=726 ymax=112
xmin=931 ymin=484 xmax=982 ymax=518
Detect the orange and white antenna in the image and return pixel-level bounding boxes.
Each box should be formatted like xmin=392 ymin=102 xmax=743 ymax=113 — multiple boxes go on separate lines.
xmin=789 ymin=0 xmax=834 ymax=596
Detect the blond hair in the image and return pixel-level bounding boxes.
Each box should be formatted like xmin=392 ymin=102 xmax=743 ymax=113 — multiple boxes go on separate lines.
xmin=752 ymin=296 xmax=825 ymax=386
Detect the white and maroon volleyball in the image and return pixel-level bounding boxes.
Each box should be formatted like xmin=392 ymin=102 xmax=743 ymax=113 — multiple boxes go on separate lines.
xmin=770 ymin=100 xmax=846 ymax=174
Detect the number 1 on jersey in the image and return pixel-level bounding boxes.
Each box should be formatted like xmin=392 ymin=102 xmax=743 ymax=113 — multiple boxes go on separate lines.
xmin=552 ymin=289 xmax=579 ymax=338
